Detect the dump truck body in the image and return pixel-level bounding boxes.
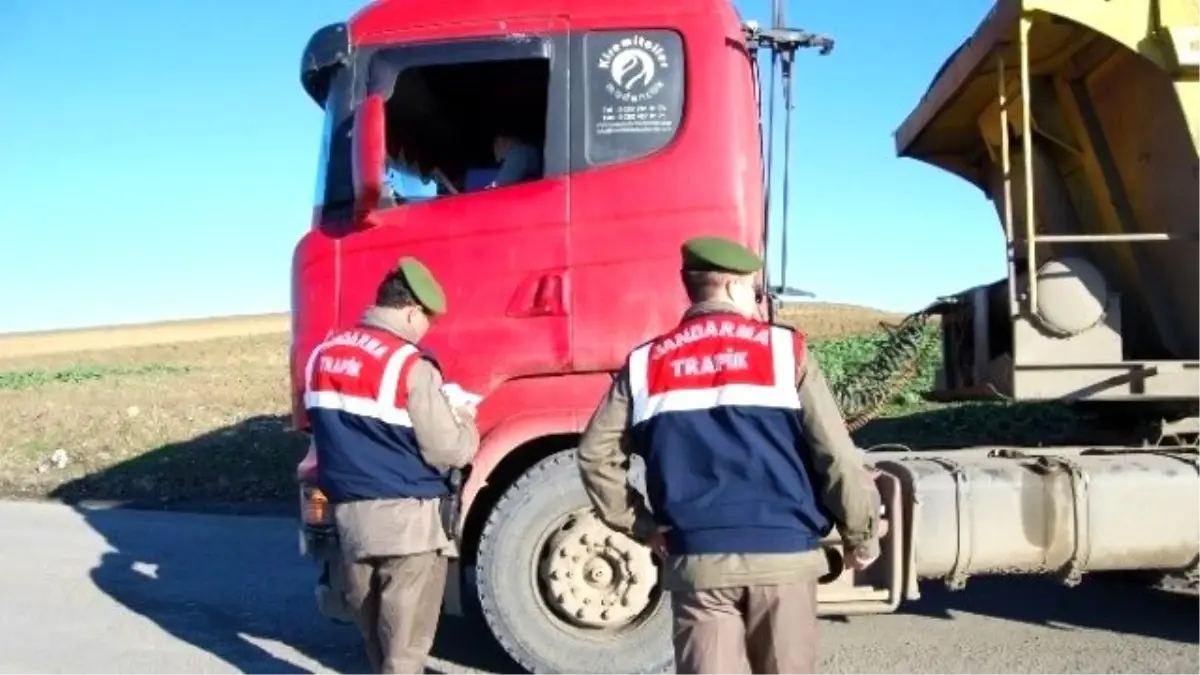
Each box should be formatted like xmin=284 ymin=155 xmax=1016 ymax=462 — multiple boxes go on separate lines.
xmin=895 ymin=0 xmax=1200 ymax=408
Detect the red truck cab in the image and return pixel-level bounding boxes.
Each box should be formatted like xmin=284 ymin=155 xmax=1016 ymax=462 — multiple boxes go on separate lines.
xmin=292 ymin=1 xmax=829 ymax=671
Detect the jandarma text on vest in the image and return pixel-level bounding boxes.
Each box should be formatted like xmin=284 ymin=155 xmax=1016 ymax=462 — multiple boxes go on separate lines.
xmin=323 ymin=330 xmax=390 ymax=359
xmin=651 ymin=318 xmax=771 ymax=359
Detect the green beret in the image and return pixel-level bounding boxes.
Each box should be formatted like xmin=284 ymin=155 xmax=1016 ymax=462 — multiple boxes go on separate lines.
xmin=681 ymin=236 xmax=763 ymax=274
xmin=395 ymin=256 xmax=447 ymax=315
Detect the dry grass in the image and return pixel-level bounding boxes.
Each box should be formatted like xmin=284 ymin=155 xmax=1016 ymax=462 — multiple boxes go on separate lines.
xmin=0 ymin=333 xmax=301 ymax=507
xmin=776 ymin=302 xmax=905 ymax=340
xmin=0 ymin=313 xmax=289 ymax=358
xmin=0 ymin=303 xmax=905 ymax=506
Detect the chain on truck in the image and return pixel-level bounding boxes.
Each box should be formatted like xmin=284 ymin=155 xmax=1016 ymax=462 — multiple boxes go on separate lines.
xmin=290 ymin=0 xmax=1200 ymax=671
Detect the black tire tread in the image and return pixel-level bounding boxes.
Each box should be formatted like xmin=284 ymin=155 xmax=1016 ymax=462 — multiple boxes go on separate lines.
xmin=474 ymin=449 xmax=671 ymax=674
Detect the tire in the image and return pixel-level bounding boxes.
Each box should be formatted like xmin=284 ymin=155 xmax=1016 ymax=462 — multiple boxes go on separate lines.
xmin=475 ymin=449 xmax=673 ymax=674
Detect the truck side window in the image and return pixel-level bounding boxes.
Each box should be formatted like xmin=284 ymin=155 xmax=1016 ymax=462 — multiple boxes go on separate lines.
xmin=381 ymin=57 xmax=551 ymax=201
xmin=579 ymin=30 xmax=685 ymax=168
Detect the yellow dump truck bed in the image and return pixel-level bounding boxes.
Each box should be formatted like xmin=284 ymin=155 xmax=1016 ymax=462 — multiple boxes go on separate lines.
xmin=895 ymin=0 xmax=1199 ymax=370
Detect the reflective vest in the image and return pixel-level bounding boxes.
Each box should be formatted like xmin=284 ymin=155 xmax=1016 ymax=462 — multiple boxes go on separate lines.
xmin=626 ymin=312 xmax=831 ymax=555
xmin=303 ymin=326 xmax=450 ymax=503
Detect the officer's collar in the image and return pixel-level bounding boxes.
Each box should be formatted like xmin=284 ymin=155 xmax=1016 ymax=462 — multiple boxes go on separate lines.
xmin=359 ymin=305 xmax=422 ymax=344
xmin=682 ymin=300 xmax=747 ymax=320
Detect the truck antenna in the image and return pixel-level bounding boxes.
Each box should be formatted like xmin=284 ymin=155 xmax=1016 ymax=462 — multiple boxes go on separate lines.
xmin=744 ymin=1 xmax=833 ymax=321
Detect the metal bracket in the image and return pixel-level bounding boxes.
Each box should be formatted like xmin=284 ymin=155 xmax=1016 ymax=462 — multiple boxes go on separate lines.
xmin=1034 ymin=455 xmax=1093 ymax=586
xmin=927 ymin=456 xmax=974 ymax=590
xmin=743 ymin=24 xmax=835 ymax=56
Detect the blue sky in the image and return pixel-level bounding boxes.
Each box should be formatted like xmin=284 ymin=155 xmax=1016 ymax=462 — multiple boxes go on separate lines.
xmin=0 ymin=0 xmax=1005 ymax=333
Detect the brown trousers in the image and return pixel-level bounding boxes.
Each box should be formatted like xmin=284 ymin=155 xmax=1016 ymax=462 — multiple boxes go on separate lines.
xmin=342 ymin=551 xmax=448 ymax=674
xmin=671 ymin=580 xmax=819 ymax=674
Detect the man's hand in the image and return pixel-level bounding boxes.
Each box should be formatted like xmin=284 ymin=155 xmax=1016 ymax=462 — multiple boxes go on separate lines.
xmin=644 ymin=530 xmax=668 ymax=558
xmin=841 ymin=465 xmax=883 ymax=571
xmin=844 ymin=540 xmax=880 ymax=571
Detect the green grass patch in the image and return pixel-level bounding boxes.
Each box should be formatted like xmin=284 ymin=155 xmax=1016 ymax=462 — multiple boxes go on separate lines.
xmin=0 ymin=363 xmax=195 ymax=390
xmin=811 ymin=326 xmax=940 ymax=413
xmin=810 ymin=326 xmax=1103 ymax=449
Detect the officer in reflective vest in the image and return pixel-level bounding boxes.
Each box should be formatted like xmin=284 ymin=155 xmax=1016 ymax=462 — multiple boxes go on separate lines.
xmin=576 ymin=236 xmax=881 ymax=674
xmin=304 ymin=256 xmax=479 ymax=674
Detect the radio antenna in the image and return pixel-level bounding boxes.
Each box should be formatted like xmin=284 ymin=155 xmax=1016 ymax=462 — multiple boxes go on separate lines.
xmin=743 ymin=1 xmax=833 ymax=319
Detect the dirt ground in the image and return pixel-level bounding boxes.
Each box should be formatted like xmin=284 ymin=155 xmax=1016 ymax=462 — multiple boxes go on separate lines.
xmin=0 ymin=303 xmax=905 ymax=504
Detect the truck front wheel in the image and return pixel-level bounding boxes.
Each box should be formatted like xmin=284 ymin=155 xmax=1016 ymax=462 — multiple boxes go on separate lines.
xmin=475 ymin=449 xmax=673 ymax=673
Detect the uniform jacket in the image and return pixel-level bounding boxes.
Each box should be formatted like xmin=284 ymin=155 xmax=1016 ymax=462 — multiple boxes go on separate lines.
xmin=306 ymin=306 xmax=479 ymax=559
xmin=626 ymin=312 xmax=831 ymax=556
xmin=577 ymin=301 xmax=879 ymax=591
xmin=306 ymin=327 xmax=451 ymax=503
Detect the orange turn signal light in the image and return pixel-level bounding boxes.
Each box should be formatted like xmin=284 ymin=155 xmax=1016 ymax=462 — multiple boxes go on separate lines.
xmin=302 ymin=485 xmax=332 ymax=526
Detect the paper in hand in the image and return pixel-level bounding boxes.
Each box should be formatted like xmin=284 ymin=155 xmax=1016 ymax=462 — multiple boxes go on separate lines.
xmin=440 ymin=382 xmax=483 ymax=408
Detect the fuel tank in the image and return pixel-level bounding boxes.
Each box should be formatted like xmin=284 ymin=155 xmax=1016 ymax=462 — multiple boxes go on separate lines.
xmin=873 ymin=448 xmax=1199 ymax=587
xmin=895 ymin=0 xmax=1199 ymax=363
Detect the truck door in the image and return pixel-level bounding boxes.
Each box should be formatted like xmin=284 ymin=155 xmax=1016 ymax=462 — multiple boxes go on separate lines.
xmin=565 ymin=20 xmax=700 ymax=371
xmin=339 ymin=20 xmax=572 ymax=386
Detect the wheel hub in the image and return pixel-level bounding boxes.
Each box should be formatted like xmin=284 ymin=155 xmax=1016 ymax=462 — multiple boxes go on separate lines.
xmin=538 ymin=510 xmax=658 ymax=629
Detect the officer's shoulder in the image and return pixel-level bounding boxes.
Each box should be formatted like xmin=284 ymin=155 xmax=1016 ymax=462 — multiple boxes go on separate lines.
xmin=768 ymin=322 xmax=810 ymax=356
xmin=399 ymin=348 xmax=444 ymax=388
xmin=768 ymin=321 xmax=806 ymax=339
xmin=612 ymin=337 xmax=657 ymax=380
xmin=630 ymin=335 xmax=658 ymax=352
xmin=416 ymin=346 xmax=444 ymax=374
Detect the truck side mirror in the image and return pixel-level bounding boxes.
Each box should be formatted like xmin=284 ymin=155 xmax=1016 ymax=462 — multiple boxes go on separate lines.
xmin=351 ymin=93 xmax=387 ymax=224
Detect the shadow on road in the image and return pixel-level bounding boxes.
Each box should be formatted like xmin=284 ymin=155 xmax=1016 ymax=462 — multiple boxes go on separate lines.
xmin=48 ymin=414 xmax=514 ymax=674
xmin=57 ymin=505 xmax=365 ymax=674
xmin=428 ymin=610 xmax=522 ymax=674
xmin=900 ymin=574 xmax=1199 ymax=644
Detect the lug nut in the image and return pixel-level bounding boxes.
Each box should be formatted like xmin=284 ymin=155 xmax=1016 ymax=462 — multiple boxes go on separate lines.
xmin=575 ymin=608 xmax=585 ymax=618
xmin=601 ymin=610 xmax=610 ymax=620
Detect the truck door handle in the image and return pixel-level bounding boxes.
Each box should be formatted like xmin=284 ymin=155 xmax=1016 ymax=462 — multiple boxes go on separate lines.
xmin=507 ymin=271 xmax=566 ymax=318
xmin=533 ymin=273 xmax=564 ymax=316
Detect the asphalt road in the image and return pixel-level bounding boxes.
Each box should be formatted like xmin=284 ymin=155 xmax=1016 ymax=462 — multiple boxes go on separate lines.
xmin=0 ymin=501 xmax=1195 ymax=674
